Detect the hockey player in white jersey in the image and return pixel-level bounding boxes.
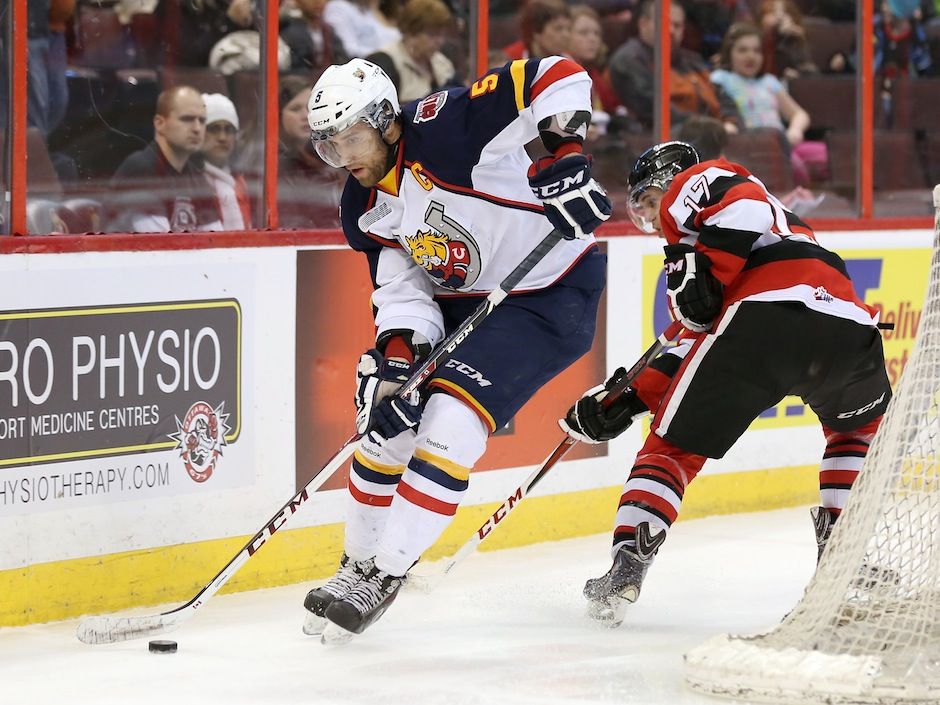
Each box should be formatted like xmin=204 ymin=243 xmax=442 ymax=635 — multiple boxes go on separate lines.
xmin=301 ymin=58 xmax=612 ymax=639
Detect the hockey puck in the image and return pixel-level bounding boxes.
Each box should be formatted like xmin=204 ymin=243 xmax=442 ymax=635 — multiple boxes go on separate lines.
xmin=148 ymin=639 xmax=178 ymax=654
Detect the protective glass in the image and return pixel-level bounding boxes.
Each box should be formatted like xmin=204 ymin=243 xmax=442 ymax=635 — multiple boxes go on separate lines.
xmin=312 ymin=120 xmax=382 ymax=168
xmin=627 ymin=187 xmax=663 ymax=234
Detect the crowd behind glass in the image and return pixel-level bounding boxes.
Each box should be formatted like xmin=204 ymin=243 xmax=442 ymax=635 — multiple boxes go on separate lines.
xmin=6 ymin=0 xmax=940 ymax=235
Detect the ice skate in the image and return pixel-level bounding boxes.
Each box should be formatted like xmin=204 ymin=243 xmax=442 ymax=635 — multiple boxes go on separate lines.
xmin=302 ymin=554 xmax=373 ymax=636
xmin=812 ymin=507 xmax=898 ymax=593
xmin=323 ymin=566 xmax=405 ymax=637
xmin=584 ymin=522 xmax=665 ymax=627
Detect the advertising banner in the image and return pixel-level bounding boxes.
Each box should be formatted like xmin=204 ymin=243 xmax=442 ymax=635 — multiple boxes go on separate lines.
xmin=295 ymin=247 xmax=610 ymax=493
xmin=640 ymin=237 xmax=932 ymax=432
xmin=0 ymin=257 xmax=260 ymax=524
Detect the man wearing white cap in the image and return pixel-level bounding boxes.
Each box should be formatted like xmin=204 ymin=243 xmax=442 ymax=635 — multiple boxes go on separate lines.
xmin=200 ymin=93 xmax=252 ymax=229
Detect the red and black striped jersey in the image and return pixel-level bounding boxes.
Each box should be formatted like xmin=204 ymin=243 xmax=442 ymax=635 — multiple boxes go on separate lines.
xmin=659 ymin=159 xmax=879 ymax=327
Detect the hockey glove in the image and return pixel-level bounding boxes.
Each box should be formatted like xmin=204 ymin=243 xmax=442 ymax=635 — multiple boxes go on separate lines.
xmin=559 ymin=368 xmax=649 ymax=444
xmin=663 ymin=244 xmax=723 ymax=333
xmin=367 ymin=394 xmax=422 ymax=446
xmin=528 ymin=154 xmax=612 ymax=240
xmin=354 ymin=348 xmax=420 ymax=438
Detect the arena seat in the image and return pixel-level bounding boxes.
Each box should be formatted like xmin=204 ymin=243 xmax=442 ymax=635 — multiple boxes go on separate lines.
xmin=724 ymin=128 xmax=795 ymax=194
xmin=159 ymin=67 xmax=229 ymax=97
xmin=802 ymin=17 xmax=856 ymax=73
xmin=788 ymin=75 xmax=857 ymax=132
xmin=827 ymin=130 xmax=927 ymax=194
xmin=72 ymin=6 xmax=135 ymax=69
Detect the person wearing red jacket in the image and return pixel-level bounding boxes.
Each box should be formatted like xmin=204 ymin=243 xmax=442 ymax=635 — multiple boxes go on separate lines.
xmin=561 ymin=141 xmax=892 ymax=626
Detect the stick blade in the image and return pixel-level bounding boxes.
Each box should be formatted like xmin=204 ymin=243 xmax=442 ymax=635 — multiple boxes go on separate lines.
xmin=76 ymin=614 xmax=176 ymax=645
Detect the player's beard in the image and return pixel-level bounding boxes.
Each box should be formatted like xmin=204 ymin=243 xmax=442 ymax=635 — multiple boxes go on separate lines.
xmin=351 ymin=141 xmax=397 ymax=188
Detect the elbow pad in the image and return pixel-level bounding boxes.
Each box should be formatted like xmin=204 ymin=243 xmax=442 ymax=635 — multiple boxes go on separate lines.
xmin=538 ymin=110 xmax=590 ymax=154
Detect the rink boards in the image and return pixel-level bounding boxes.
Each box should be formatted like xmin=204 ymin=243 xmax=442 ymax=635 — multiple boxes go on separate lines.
xmin=0 ymin=230 xmax=931 ymax=626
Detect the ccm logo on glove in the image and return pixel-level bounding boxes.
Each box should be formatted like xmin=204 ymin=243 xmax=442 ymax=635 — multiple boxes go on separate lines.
xmin=527 ymin=153 xmax=612 ymax=240
xmin=530 ymin=170 xmax=586 ymax=199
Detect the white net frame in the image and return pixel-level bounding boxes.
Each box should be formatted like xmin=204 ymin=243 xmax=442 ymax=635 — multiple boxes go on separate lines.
xmin=684 ymin=185 xmax=940 ymax=705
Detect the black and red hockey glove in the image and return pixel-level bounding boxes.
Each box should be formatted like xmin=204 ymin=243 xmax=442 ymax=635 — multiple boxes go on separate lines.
xmin=663 ymin=244 xmax=723 ymax=333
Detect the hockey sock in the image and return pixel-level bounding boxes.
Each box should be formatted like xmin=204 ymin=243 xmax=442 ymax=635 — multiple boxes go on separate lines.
xmin=612 ymin=433 xmax=706 ymax=556
xmin=820 ymin=415 xmax=882 ymax=517
xmin=376 ymin=394 xmax=488 ymax=576
xmin=344 ymin=432 xmax=414 ymax=561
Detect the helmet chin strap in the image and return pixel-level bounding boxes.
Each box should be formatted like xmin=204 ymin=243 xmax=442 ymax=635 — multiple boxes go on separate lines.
xmin=381 ymin=119 xmax=402 ymax=173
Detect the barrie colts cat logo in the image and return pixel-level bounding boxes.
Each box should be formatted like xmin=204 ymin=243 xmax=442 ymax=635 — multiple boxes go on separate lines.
xmin=405 ymin=202 xmax=481 ymax=289
xmin=169 ymin=401 xmax=231 ymax=483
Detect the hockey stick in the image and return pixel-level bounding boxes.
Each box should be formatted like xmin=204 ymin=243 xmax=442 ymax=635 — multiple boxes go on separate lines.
xmin=408 ymin=320 xmax=683 ymax=592
xmin=75 ymin=228 xmax=564 ymax=645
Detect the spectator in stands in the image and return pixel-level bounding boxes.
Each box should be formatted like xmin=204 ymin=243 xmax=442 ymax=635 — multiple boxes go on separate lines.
xmin=154 ymin=0 xmax=257 ymax=66
xmin=502 ymin=0 xmax=572 ymax=60
xmin=676 ymin=113 xmax=825 ymax=215
xmin=275 ymin=75 xmax=343 ymax=228
xmin=324 ymin=0 xmax=401 ymax=57
xmin=48 ymin=0 xmax=75 ymax=134
xmin=875 ymin=1 xmax=934 ymax=77
xmin=608 ymin=0 xmax=742 ymax=133
xmin=281 ymin=0 xmax=350 ymax=70
xmin=0 ymin=1 xmax=69 ymax=137
xmin=200 ymin=93 xmax=252 ymax=230
xmin=682 ymin=0 xmax=752 ymax=64
xmin=567 ymin=4 xmax=627 ymax=137
xmin=711 ymin=23 xmax=828 ymax=187
xmin=758 ymin=0 xmax=818 ymax=79
xmin=676 ymin=114 xmax=728 ymax=160
xmin=366 ymin=0 xmax=458 ymax=103
xmin=110 ymin=86 xmax=223 ymax=233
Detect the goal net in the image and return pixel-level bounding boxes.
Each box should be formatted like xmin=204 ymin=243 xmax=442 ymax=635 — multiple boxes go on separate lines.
xmin=684 ymin=185 xmax=940 ymax=705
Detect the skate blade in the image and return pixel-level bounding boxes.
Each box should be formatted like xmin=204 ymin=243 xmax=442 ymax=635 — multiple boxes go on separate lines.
xmin=302 ymin=612 xmax=327 ymax=636
xmin=402 ymin=571 xmax=438 ymax=594
xmin=586 ymin=588 xmax=637 ymax=628
xmin=321 ymin=622 xmax=356 ymax=646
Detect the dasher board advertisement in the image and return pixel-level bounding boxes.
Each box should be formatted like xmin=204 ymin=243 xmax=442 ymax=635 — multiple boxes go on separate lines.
xmin=0 ymin=257 xmax=259 ymax=521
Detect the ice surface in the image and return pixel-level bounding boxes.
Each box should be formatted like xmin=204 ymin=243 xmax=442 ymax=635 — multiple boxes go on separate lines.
xmin=1 ymin=507 xmax=816 ymax=705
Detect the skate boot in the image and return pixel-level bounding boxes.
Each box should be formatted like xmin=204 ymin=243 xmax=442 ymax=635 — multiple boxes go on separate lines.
xmin=811 ymin=506 xmax=898 ymax=591
xmin=322 ymin=566 xmax=405 ymax=643
xmin=811 ymin=506 xmax=835 ymax=563
xmin=302 ymin=554 xmax=373 ymax=636
xmin=584 ymin=522 xmax=665 ymax=627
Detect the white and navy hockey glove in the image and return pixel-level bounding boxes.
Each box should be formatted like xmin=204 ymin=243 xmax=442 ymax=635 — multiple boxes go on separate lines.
xmin=367 ymin=394 xmax=422 ymax=446
xmin=354 ymin=349 xmax=421 ymax=443
xmin=559 ymin=368 xmax=649 ymax=444
xmin=663 ymin=244 xmax=723 ymax=333
xmin=528 ymin=154 xmax=612 ymax=240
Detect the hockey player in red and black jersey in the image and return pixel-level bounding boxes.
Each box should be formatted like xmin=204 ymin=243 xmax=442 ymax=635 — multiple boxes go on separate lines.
xmin=561 ymin=141 xmax=892 ymax=625
xmin=300 ymin=58 xmax=612 ymax=640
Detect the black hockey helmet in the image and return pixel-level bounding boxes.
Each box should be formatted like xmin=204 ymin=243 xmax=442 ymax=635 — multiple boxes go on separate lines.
xmin=628 ymin=141 xmax=700 ymax=200
xmin=626 ymin=141 xmax=700 ymax=233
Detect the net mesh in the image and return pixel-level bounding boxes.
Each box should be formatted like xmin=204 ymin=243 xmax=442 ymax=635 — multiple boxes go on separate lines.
xmin=685 ymin=186 xmax=940 ymax=705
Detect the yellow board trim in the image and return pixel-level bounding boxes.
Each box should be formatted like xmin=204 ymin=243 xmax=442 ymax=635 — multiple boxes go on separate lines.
xmin=353 ymin=449 xmax=406 ymax=475
xmin=509 ymin=59 xmax=527 ymax=112
xmin=0 ymin=464 xmax=818 ymax=626
xmin=413 ymin=447 xmax=471 ymax=482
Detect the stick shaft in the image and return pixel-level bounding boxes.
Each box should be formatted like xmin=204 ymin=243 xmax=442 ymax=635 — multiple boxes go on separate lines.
xmin=431 ymin=321 xmax=684 ymax=582
xmin=77 ymin=229 xmax=564 ymax=644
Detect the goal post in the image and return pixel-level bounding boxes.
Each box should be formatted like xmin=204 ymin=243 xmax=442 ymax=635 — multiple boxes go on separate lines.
xmin=684 ymin=184 xmax=940 ymax=705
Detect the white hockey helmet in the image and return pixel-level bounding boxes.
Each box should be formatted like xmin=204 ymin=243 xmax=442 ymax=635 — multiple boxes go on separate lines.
xmin=308 ymin=59 xmax=400 ymax=167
